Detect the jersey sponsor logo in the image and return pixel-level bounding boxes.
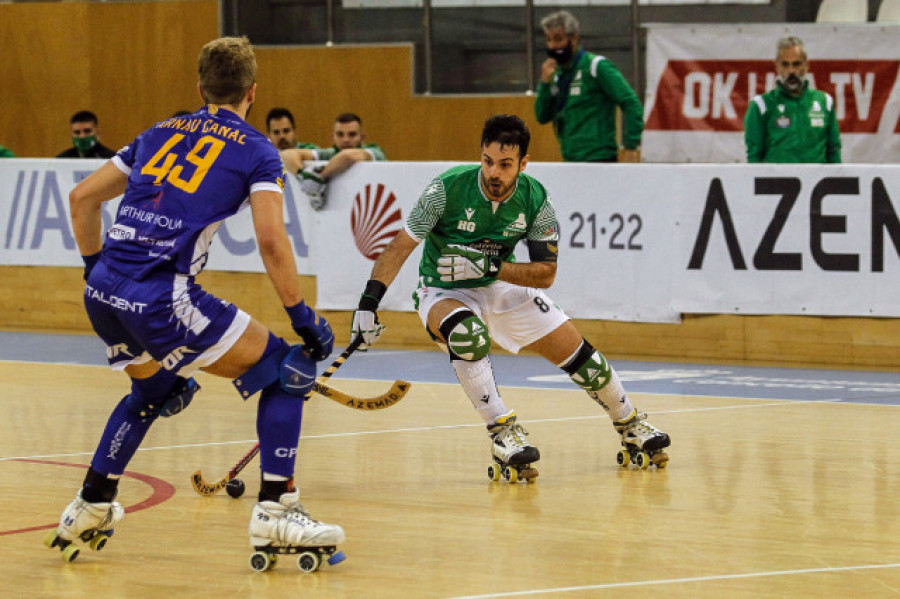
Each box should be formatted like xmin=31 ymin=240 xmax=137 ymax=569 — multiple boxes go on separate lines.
xmin=457 ymin=220 xmax=476 ymax=232
xmin=465 ymin=208 xmax=475 ymax=220
xmin=503 ymin=213 xmax=528 ymax=237
xmin=275 ymin=447 xmax=298 ymax=458
xmin=351 ymin=181 xmax=403 ymax=261
xmin=646 ymin=59 xmax=899 ymax=134
xmin=776 ymin=115 xmax=791 ymax=129
xmin=108 ymin=224 xmax=135 ymax=240
xmin=118 ymin=205 xmax=184 ymax=231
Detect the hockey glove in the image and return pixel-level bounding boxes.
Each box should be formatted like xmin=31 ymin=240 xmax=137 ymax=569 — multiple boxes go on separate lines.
xmin=285 ymin=300 xmax=334 ymax=361
xmin=351 ymin=279 xmax=387 ymax=349
xmin=299 ymin=165 xmax=328 ymax=210
xmin=437 ymin=244 xmax=501 ymax=282
xmin=82 ymin=252 xmax=100 ymax=281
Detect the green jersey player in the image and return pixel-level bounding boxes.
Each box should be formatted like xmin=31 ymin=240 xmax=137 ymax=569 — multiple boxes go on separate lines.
xmin=351 ymin=114 xmax=670 ymax=481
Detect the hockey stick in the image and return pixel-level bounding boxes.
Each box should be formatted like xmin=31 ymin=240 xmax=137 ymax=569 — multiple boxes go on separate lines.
xmin=191 ymin=338 xmax=409 ymax=495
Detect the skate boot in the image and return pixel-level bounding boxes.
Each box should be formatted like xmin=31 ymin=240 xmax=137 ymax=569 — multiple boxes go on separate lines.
xmin=487 ymin=411 xmax=540 ymax=484
xmin=614 ymin=409 xmax=670 ymax=469
xmin=43 ymin=490 xmax=125 ymax=563
xmin=248 ymin=490 xmax=347 ymax=572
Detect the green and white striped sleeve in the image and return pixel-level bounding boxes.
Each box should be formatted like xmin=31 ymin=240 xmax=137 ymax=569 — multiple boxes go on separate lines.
xmin=405 ymin=177 xmax=446 ymax=241
xmin=527 ymin=197 xmax=559 ymax=242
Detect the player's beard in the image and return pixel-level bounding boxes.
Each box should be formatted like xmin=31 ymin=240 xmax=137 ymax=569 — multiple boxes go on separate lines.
xmin=482 ymin=174 xmax=513 ymax=201
xmin=780 ymin=73 xmax=803 ymax=94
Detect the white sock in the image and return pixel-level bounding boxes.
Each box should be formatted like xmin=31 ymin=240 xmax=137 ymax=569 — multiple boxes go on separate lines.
xmin=595 ymin=366 xmax=634 ymax=422
xmin=451 ymin=356 xmax=509 ymax=425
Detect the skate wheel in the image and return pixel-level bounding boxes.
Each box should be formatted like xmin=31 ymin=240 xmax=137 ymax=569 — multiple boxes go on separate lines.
xmin=504 ymin=467 xmax=519 ymax=484
xmin=249 ymin=551 xmax=272 ymax=572
xmin=634 ymin=451 xmax=650 ymax=469
xmin=616 ymin=449 xmax=630 ymax=467
xmin=61 ymin=544 xmax=80 ymax=563
xmin=327 ymin=550 xmax=346 ymax=566
xmin=89 ymin=533 xmax=109 ymax=552
xmin=297 ymin=551 xmax=320 ymax=573
xmin=487 ymin=463 xmax=501 ymax=481
xmin=43 ymin=530 xmax=59 ymax=549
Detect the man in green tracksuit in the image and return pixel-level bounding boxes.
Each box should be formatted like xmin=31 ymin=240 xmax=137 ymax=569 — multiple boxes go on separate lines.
xmin=744 ymin=36 xmax=841 ymax=163
xmin=348 ymin=114 xmax=670 ymax=482
xmin=534 ymin=10 xmax=643 ymax=163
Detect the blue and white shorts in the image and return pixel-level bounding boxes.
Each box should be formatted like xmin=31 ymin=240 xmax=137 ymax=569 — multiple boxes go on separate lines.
xmin=84 ymin=260 xmax=250 ymax=376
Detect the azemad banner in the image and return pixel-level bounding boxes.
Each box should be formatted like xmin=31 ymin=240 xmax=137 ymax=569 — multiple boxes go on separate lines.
xmin=644 ymin=24 xmax=900 ymax=163
xmin=4 ymin=160 xmax=900 ymax=322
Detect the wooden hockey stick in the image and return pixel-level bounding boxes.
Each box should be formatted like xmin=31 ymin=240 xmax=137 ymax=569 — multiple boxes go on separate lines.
xmin=191 ymin=338 xmax=410 ymax=495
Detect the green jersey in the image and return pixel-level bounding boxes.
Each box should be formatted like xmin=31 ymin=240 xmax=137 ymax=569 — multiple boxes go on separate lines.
xmin=296 ymin=142 xmax=318 ymax=149
xmin=407 ymin=164 xmax=559 ymax=289
xmin=313 ymin=143 xmax=386 ymax=161
xmin=535 ymin=48 xmax=643 ymax=162
xmin=744 ymin=81 xmax=841 ymax=163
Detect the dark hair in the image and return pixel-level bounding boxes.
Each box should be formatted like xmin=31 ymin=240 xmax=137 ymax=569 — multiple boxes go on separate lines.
xmin=481 ymin=114 xmax=530 ymax=158
xmin=266 ymin=107 xmax=296 ymax=128
xmin=335 ymin=112 xmax=362 ymax=125
xmin=70 ymin=110 xmax=99 ymax=125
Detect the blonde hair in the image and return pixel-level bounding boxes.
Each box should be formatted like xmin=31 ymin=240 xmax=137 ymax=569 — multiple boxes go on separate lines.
xmin=197 ymin=36 xmax=257 ymax=106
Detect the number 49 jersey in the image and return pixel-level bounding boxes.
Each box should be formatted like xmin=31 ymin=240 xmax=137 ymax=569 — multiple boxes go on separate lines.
xmin=104 ymin=105 xmax=284 ymax=280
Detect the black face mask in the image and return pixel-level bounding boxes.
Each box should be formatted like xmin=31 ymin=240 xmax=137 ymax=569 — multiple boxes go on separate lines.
xmin=546 ymin=42 xmax=574 ymax=64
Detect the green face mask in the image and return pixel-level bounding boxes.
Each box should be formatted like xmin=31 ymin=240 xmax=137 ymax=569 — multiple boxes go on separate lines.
xmin=73 ymin=135 xmax=98 ymax=155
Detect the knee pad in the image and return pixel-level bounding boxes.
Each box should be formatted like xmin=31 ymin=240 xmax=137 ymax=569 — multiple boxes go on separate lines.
xmin=124 ymin=373 xmax=200 ymax=420
xmin=562 ymin=340 xmax=611 ymax=392
xmin=233 ymin=336 xmax=316 ymax=399
xmin=438 ymin=309 xmax=491 ymax=361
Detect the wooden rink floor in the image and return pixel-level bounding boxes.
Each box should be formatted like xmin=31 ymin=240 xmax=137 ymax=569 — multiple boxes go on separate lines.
xmin=3 ymin=348 xmax=900 ymax=598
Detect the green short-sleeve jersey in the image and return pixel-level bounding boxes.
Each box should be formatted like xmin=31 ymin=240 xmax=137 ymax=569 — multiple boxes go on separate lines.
xmin=406 ymin=164 xmax=559 ymax=289
xmin=313 ymin=144 xmax=386 ymax=161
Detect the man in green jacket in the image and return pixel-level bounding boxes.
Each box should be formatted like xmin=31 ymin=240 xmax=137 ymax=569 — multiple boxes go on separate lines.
xmin=744 ymin=37 xmax=841 ymax=163
xmin=534 ymin=10 xmax=643 ymax=163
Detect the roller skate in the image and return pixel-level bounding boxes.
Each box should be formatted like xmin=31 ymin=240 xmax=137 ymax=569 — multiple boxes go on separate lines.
xmin=487 ymin=411 xmax=540 ymax=484
xmin=44 ymin=490 xmax=124 ymax=563
xmin=614 ymin=409 xmax=670 ymax=470
xmin=248 ymin=490 xmax=346 ymax=572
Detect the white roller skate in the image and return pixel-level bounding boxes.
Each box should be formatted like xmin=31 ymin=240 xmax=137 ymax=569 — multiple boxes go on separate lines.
xmin=44 ymin=490 xmax=125 ymax=563
xmin=487 ymin=411 xmax=540 ymax=484
xmin=614 ymin=409 xmax=670 ymax=469
xmin=248 ymin=490 xmax=346 ymax=572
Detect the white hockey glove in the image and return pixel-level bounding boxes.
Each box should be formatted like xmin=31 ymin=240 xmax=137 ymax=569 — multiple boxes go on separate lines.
xmin=299 ymin=165 xmax=328 ymax=210
xmin=437 ymin=244 xmax=501 ymax=282
xmin=351 ymin=279 xmax=388 ymax=349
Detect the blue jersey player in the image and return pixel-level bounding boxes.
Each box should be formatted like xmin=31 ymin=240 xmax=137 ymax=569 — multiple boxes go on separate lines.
xmin=46 ymin=37 xmax=345 ymax=566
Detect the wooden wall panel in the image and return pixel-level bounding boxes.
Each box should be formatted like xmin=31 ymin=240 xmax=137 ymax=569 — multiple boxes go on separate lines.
xmin=0 ymin=1 xmax=560 ymax=161
xmin=3 ymin=265 xmax=898 ymax=370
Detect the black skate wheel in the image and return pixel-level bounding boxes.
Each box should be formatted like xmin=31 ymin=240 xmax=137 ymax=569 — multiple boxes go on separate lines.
xmin=226 ymin=478 xmax=246 ymax=498
xmin=297 ymin=550 xmax=320 ymax=572
xmin=249 ymin=551 xmax=270 ymax=572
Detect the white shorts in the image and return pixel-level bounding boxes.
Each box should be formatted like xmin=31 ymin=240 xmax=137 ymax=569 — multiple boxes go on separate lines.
xmin=414 ymin=280 xmax=569 ymax=354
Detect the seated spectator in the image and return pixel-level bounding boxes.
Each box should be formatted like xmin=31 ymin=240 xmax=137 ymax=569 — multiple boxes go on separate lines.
xmin=280 ymin=113 xmax=386 ymax=210
xmin=56 ymin=111 xmax=117 ymax=159
xmin=266 ymin=107 xmax=317 ymax=150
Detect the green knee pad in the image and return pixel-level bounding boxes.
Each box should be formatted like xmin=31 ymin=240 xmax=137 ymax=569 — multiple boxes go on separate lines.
xmin=440 ymin=310 xmax=491 ymax=361
xmin=569 ymin=350 xmax=612 ymax=392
